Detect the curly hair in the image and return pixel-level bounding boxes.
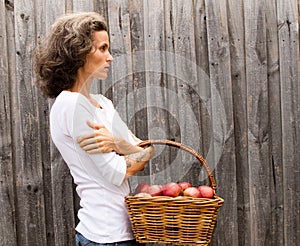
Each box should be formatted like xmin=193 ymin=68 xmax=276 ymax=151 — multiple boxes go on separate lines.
xmin=33 ymin=12 xmax=108 ymax=98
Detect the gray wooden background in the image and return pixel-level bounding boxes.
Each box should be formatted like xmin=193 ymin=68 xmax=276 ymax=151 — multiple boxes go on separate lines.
xmin=0 ymin=0 xmax=299 ymax=245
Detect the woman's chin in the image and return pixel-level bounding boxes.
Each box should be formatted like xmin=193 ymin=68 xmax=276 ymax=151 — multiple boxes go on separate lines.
xmin=92 ymin=74 xmax=107 ymax=80
xmin=96 ymin=72 xmax=108 ymax=80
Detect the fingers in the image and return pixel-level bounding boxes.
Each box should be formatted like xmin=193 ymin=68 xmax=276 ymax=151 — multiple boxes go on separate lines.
xmin=85 ymin=145 xmax=114 ymax=154
xmin=81 ymin=142 xmax=101 ymax=151
xmin=77 ymin=132 xmax=96 ymax=144
xmin=87 ymin=120 xmax=105 ymax=130
xmin=80 ymin=140 xmax=114 ymax=153
xmin=76 ymin=121 xmax=116 ymax=154
xmin=77 ymin=128 xmax=107 ymax=144
xmin=78 ymin=135 xmax=110 ymax=148
xmin=78 ymin=134 xmax=115 ymax=154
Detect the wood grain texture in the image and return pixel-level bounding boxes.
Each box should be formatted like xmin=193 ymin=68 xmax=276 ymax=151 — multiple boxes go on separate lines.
xmin=143 ymin=0 xmax=172 ymax=186
xmin=12 ymin=0 xmax=48 ymax=245
xmin=205 ymin=0 xmax=238 ymax=244
xmin=244 ymin=0 xmax=275 ymax=244
xmin=265 ymin=0 xmax=284 ymax=244
xmin=193 ymin=0 xmax=211 ymax=161
xmin=226 ymin=0 xmax=250 ymax=244
xmin=0 ymin=0 xmax=17 ymax=245
xmin=277 ymin=0 xmax=300 ymax=244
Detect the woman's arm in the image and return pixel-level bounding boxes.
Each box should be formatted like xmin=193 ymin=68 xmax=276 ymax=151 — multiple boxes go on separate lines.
xmin=124 ymin=145 xmax=155 ymax=179
xmin=77 ymin=121 xmax=144 ymax=155
xmin=77 ymin=120 xmax=156 ymax=179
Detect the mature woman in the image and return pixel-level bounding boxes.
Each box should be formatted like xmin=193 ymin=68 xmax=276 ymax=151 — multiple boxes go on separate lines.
xmin=33 ymin=12 xmax=154 ymax=246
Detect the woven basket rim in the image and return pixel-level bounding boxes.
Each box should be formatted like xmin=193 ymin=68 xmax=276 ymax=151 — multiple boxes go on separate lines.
xmin=126 ymin=194 xmax=224 ymax=203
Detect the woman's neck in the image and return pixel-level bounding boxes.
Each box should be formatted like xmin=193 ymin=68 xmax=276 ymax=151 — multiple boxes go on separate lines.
xmin=69 ymin=78 xmax=102 ymax=108
xmin=70 ymin=71 xmax=92 ymax=96
xmin=69 ymin=83 xmax=90 ymax=97
xmin=69 ymin=70 xmax=102 ymax=108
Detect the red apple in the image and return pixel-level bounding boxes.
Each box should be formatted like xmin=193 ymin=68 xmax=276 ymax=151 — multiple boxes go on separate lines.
xmin=178 ymin=182 xmax=192 ymax=191
xmin=162 ymin=182 xmax=182 ymax=197
xmin=183 ymin=187 xmax=201 ymax=198
xmin=134 ymin=183 xmax=150 ymax=194
xmin=148 ymin=185 xmax=163 ymax=196
xmin=198 ymin=185 xmax=214 ymax=198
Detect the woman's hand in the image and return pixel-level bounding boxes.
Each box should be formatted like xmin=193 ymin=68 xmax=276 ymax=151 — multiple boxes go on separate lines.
xmin=77 ymin=121 xmax=116 ymax=154
xmin=77 ymin=121 xmax=144 ymax=155
xmin=124 ymin=145 xmax=156 ymax=178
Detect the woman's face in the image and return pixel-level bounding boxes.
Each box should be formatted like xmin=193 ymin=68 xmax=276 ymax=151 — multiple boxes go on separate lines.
xmin=81 ymin=30 xmax=113 ymax=80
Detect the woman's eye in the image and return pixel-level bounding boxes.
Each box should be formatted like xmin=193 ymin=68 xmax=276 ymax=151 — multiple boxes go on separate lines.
xmin=99 ymin=45 xmax=108 ymax=51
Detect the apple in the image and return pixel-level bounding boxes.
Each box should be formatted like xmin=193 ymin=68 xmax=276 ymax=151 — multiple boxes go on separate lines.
xmin=198 ymin=185 xmax=214 ymax=198
xmin=148 ymin=185 xmax=163 ymax=196
xmin=134 ymin=183 xmax=150 ymax=194
xmin=178 ymin=182 xmax=192 ymax=191
xmin=162 ymin=182 xmax=182 ymax=197
xmin=134 ymin=192 xmax=152 ymax=198
xmin=183 ymin=187 xmax=201 ymax=198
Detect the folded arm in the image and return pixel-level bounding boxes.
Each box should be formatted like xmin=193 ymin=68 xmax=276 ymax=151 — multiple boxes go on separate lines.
xmin=77 ymin=120 xmax=155 ymax=179
xmin=77 ymin=121 xmax=144 ymax=155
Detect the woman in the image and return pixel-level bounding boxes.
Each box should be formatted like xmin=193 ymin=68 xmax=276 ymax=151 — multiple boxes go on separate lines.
xmin=33 ymin=12 xmax=154 ymax=246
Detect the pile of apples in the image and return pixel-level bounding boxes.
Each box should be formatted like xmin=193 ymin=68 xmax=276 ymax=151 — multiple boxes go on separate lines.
xmin=134 ymin=182 xmax=215 ymax=199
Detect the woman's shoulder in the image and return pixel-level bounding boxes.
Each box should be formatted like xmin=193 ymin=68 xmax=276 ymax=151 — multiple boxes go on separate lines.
xmin=55 ymin=90 xmax=79 ymax=101
xmin=55 ymin=91 xmax=90 ymax=106
xmin=51 ymin=91 xmax=93 ymax=115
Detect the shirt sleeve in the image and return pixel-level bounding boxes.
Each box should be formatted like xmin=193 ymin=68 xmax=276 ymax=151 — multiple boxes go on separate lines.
xmin=68 ymin=97 xmax=127 ymax=187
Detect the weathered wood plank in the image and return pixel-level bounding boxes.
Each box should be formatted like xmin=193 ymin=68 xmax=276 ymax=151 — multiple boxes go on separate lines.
xmin=204 ymin=0 xmax=238 ymax=244
xmin=33 ymin=1 xmax=56 ymax=245
xmin=12 ymin=0 xmax=48 ymax=245
xmin=193 ymin=0 xmax=211 ymax=161
xmin=244 ymin=0 xmax=275 ymax=244
xmin=126 ymin=0 xmax=151 ymax=188
xmin=94 ymin=0 xmax=109 ymax=22
xmin=163 ymin=0 xmax=202 ymax=186
xmin=162 ymin=0 xmax=184 ymax=189
xmin=0 ymin=0 xmax=17 ymax=244
xmin=106 ymin=0 xmax=131 ymax=115
xmin=277 ymin=0 xmax=300 ymax=244
xmin=143 ymin=0 xmax=173 ymax=186
xmin=265 ymin=0 xmax=284 ymax=244
xmin=226 ymin=0 xmax=250 ymax=244
xmin=107 ymin=0 xmax=134 ymax=128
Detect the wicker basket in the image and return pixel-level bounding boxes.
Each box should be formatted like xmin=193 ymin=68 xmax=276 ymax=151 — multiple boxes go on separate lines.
xmin=125 ymin=140 xmax=224 ymax=245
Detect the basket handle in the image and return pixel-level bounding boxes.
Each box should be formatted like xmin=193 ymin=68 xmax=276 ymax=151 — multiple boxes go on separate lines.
xmin=138 ymin=139 xmax=217 ymax=190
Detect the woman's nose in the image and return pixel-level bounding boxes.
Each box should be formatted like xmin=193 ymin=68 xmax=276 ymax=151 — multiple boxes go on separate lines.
xmin=107 ymin=52 xmax=113 ymax=62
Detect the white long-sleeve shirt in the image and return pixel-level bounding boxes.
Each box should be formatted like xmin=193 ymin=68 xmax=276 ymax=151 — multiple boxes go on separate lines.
xmin=50 ymin=90 xmax=136 ymax=243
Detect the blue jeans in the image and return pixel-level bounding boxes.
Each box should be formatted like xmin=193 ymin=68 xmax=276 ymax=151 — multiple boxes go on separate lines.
xmin=76 ymin=232 xmax=144 ymax=246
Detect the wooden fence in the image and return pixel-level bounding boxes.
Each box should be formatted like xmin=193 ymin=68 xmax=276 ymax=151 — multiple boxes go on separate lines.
xmin=0 ymin=0 xmax=299 ymax=245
